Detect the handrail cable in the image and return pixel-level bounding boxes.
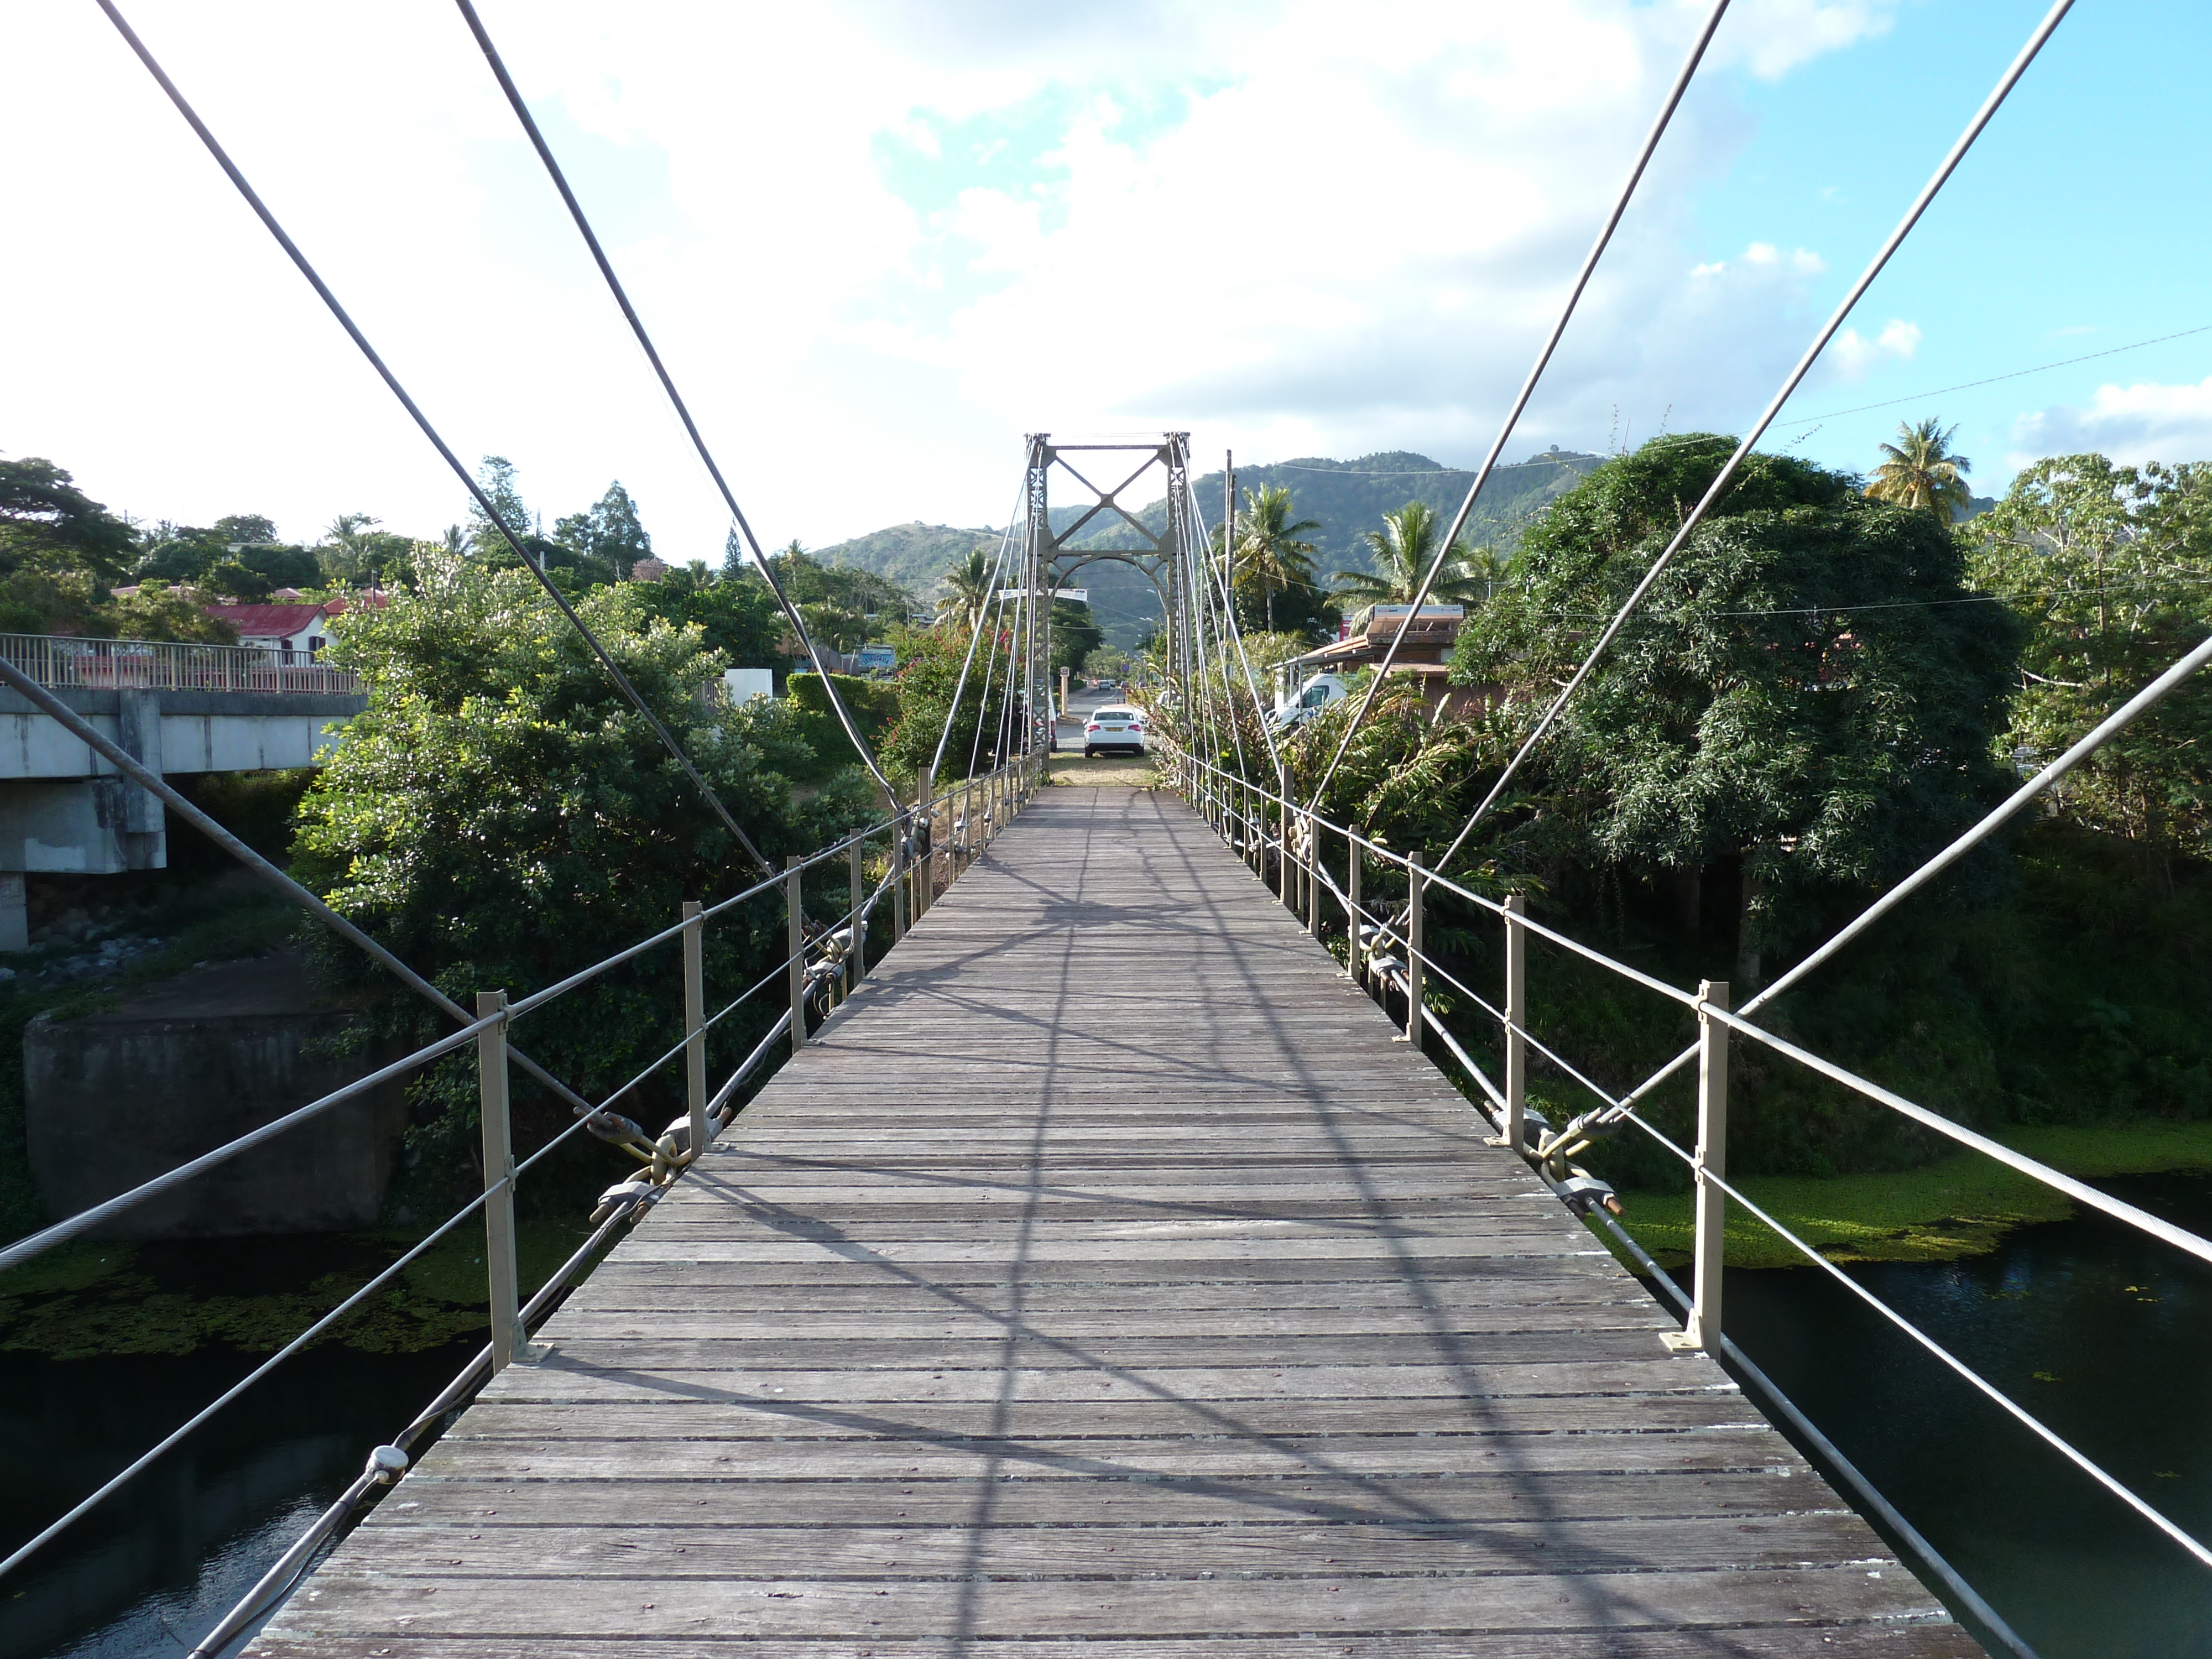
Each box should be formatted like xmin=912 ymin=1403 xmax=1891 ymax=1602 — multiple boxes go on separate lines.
xmin=0 ymin=789 xmax=909 ymax=1277
xmin=2 ymin=755 xmax=979 ymax=1585
xmin=92 ymin=0 xmax=778 ymax=877
xmin=1301 ymin=0 xmax=1732 ymax=816
xmin=1616 ymin=1101 xmax=2212 ymax=1571
xmin=1174 ymin=742 xmax=2212 ymax=1271
xmin=1159 ymin=735 xmax=2212 ymax=1580
xmin=0 ymin=656 xmax=644 ymax=1152
xmin=1591 ymin=615 xmax=2212 ymax=1131
xmin=1433 ymin=0 xmax=2076 ymax=873
xmin=450 ymin=0 xmax=901 ymax=816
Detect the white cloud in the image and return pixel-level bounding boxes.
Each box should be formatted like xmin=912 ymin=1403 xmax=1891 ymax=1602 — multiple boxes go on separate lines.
xmin=0 ymin=0 xmax=1895 ymax=552
xmin=1829 ymin=317 xmax=1922 ymax=379
xmin=1708 ymin=0 xmax=1900 ymax=81
xmin=2010 ymin=377 xmax=2212 ymax=468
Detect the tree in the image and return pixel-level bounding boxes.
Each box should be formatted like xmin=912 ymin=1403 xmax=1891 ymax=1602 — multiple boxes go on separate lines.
xmin=552 ymin=481 xmax=654 ymax=585
xmin=0 ymin=457 xmax=137 ymax=582
xmin=1225 ymin=484 xmax=1322 ymax=633
xmin=1334 ymin=500 xmax=1490 ymax=609
xmin=212 ymin=513 xmax=281 ymax=546
xmin=293 ymin=552 xmax=875 ymax=1190
xmin=320 ymin=514 xmax=411 ymax=587
xmin=1964 ymin=454 xmax=2212 ymax=858
xmin=1866 ymin=418 xmax=1974 ymax=518
xmin=1453 ymin=435 xmax=2021 ymax=987
xmin=935 ymin=547 xmax=997 ymax=630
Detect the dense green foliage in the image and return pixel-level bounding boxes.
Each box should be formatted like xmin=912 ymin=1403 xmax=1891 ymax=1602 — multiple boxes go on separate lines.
xmin=292 ymin=554 xmax=877 ymax=1196
xmin=881 ymin=624 xmax=1019 ymax=781
xmin=1964 ymin=454 xmax=2212 ymax=860
xmin=1453 ymin=436 xmax=2021 ymax=985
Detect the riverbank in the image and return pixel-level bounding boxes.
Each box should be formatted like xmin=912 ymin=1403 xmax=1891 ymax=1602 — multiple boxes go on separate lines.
xmin=1615 ymin=1118 xmax=2212 ymax=1269
xmin=0 ymin=1218 xmax=590 ymax=1360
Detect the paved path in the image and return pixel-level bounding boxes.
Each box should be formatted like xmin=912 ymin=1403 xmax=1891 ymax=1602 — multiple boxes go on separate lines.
xmin=254 ymin=785 xmax=1976 ymax=1656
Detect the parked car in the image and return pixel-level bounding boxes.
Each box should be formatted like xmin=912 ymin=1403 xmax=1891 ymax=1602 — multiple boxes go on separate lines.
xmin=1083 ymin=706 xmax=1147 ymax=757
xmin=1269 ymin=672 xmax=1351 ymax=734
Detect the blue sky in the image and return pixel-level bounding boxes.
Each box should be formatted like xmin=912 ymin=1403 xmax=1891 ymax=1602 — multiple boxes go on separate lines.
xmin=3 ymin=1 xmax=2206 ymax=560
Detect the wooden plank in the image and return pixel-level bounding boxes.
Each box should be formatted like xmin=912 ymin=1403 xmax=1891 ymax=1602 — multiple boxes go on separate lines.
xmin=251 ymin=787 xmax=1971 ymax=1656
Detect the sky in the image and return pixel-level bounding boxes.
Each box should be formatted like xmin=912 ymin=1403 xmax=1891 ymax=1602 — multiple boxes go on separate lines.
xmin=4 ymin=0 xmax=2209 ymax=561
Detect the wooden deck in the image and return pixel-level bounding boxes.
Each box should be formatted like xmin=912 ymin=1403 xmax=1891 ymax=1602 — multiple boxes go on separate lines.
xmin=253 ymin=785 xmax=1980 ymax=1656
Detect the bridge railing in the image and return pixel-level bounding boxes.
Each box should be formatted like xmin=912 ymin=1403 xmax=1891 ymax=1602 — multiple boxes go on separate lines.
xmin=0 ymin=630 xmax=365 ymax=696
xmin=1157 ymin=742 xmax=2212 ymax=1602
xmin=0 ymin=748 xmax=1044 ymax=1648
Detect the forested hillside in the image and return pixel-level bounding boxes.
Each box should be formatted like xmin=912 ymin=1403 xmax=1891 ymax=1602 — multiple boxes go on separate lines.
xmin=818 ymin=449 xmax=1609 ymax=648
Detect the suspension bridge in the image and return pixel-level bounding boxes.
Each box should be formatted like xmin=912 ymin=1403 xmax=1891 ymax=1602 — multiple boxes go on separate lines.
xmin=7 ymin=1 xmax=2207 ymax=1655
xmin=243 ymin=784 xmax=1981 ymax=1655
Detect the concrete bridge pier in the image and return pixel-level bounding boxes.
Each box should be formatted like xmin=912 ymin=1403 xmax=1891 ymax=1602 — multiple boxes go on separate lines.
xmin=0 ymin=681 xmax=364 ymax=950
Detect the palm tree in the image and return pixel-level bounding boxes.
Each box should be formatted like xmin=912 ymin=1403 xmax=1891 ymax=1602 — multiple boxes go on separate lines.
xmin=1222 ymin=484 xmax=1322 ymax=633
xmin=1333 ymin=500 xmax=1489 ymax=610
xmin=1866 ymin=418 xmax=1974 ymax=518
xmin=936 ymin=547 xmax=997 ymax=629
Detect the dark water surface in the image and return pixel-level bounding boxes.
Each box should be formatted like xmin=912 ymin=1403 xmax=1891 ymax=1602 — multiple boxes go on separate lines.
xmin=0 ymin=1339 xmax=475 ymax=1659
xmin=1719 ymin=1170 xmax=2212 ymax=1659
xmin=7 ymin=1179 xmax=2209 ymax=1657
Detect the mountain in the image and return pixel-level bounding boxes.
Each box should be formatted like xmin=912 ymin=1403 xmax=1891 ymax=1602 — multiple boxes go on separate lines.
xmin=815 ymin=521 xmax=1005 ymax=598
xmin=818 ymin=449 xmax=1609 ymax=648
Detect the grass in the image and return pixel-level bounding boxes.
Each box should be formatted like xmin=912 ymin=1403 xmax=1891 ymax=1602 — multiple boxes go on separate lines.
xmin=1048 ymin=750 xmax=1157 ymax=788
xmin=1613 ymin=1118 xmax=2212 ymax=1270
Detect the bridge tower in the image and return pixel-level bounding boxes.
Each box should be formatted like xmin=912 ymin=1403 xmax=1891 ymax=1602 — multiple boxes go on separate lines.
xmin=1022 ymin=432 xmax=1197 ymax=738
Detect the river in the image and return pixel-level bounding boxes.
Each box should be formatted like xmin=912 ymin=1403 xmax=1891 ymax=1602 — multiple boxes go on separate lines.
xmin=3 ymin=1176 xmax=2207 ymax=1657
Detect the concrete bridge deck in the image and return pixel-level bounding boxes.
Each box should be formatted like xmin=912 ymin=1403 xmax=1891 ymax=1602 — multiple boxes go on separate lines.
xmin=252 ymin=785 xmax=1978 ymax=1656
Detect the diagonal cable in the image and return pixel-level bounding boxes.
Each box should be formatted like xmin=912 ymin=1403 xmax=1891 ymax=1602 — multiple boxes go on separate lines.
xmin=451 ymin=0 xmax=899 ymax=815
xmin=1302 ymin=0 xmax=1733 ymax=817
xmin=1436 ymin=0 xmax=2076 ymax=874
xmin=92 ymin=0 xmax=774 ymax=878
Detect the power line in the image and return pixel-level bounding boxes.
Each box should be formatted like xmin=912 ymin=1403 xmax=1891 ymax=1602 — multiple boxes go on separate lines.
xmin=92 ymin=0 xmax=774 ymax=879
xmin=1777 ymin=322 xmax=2212 ymax=430
xmin=451 ymin=0 xmax=900 ymax=816
xmin=1437 ymin=0 xmax=2079 ymax=876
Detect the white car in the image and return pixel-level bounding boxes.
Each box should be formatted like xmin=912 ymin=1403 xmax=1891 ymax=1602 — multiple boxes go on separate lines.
xmin=1083 ymin=706 xmax=1148 ymax=757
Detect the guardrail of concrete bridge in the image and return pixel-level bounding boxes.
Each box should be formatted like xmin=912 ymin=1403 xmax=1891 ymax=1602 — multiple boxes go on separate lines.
xmin=0 ymin=748 xmax=1045 ymax=1644
xmin=1160 ymin=741 xmax=2212 ymax=1612
xmin=0 ymin=630 xmax=365 ymax=696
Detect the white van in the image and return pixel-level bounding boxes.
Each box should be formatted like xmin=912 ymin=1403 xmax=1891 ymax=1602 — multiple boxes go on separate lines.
xmin=1269 ymin=673 xmax=1351 ymax=733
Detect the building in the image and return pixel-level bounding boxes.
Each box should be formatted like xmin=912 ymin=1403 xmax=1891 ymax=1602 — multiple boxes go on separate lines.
xmin=1275 ymin=604 xmax=1492 ymax=722
xmin=201 ymin=589 xmax=388 ymax=661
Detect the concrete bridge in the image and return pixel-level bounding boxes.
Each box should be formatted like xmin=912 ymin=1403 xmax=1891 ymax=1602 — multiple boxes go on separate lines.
xmin=0 ymin=634 xmax=363 ymax=946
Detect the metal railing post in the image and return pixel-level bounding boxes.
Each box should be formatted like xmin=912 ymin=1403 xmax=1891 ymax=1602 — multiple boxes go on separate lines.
xmin=892 ymin=811 xmax=909 ymax=941
xmin=475 ymin=990 xmax=528 ymax=1374
xmin=1504 ymin=893 xmax=1527 ymax=1154
xmin=786 ymin=855 xmax=807 ymax=1056
xmin=1345 ymin=836 xmax=1361 ymax=980
xmin=1677 ymin=978 xmax=1731 ymax=1352
xmin=1404 ymin=855 xmax=1425 ymax=1048
xmin=848 ymin=840 xmax=865 ymax=984
xmin=916 ymin=763 xmax=935 ymax=919
xmin=682 ymin=901 xmax=707 ymax=1156
xmin=1276 ymin=764 xmax=1292 ymax=907
xmin=1306 ymin=812 xmax=1321 ymax=937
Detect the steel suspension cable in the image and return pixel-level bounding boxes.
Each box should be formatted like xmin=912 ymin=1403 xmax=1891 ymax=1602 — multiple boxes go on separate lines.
xmin=1436 ymin=0 xmax=2076 ymax=875
xmin=927 ymin=493 xmax=1025 ymax=782
xmin=451 ymin=0 xmax=900 ymax=815
xmin=91 ymin=0 xmax=774 ymax=878
xmin=1302 ymin=0 xmax=1732 ymax=817
xmin=1186 ymin=445 xmax=1284 ymax=778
